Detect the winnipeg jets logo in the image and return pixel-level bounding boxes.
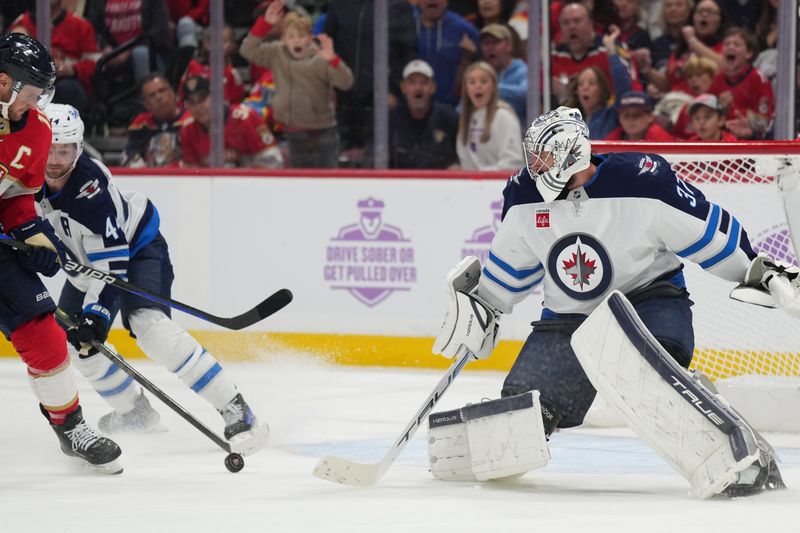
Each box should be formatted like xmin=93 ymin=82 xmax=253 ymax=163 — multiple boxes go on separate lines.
xmin=548 ymin=234 xmax=612 ymax=301
xmin=561 ymin=242 xmax=597 ymax=290
xmin=77 ymin=179 xmax=102 ymax=199
xmin=638 ymin=155 xmax=658 ymax=175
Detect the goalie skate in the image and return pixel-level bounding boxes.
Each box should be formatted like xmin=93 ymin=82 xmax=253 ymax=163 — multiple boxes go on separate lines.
xmin=48 ymin=406 xmax=123 ymax=475
xmin=98 ymin=390 xmax=167 ymax=435
xmin=219 ymin=393 xmax=269 ymax=455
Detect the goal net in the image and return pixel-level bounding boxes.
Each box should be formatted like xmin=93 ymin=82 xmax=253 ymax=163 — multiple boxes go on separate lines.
xmin=592 ymin=141 xmax=800 ymax=432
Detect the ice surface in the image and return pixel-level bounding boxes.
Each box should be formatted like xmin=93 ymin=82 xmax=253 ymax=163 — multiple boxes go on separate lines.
xmin=0 ymin=357 xmax=797 ymax=533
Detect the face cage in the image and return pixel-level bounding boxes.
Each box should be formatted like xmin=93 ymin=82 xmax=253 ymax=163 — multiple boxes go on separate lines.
xmin=523 ymin=140 xmax=563 ymax=180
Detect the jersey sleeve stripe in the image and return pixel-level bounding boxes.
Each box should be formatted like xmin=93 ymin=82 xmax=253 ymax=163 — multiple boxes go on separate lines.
xmin=87 ymin=249 xmax=130 ymax=261
xmin=488 ymin=251 xmax=543 ymax=278
xmin=676 ymin=203 xmax=720 ymax=257
xmin=482 ymin=266 xmax=543 ymax=293
xmin=699 ymin=217 xmax=741 ymax=269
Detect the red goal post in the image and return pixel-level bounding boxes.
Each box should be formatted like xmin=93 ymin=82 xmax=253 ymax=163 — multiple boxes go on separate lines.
xmin=590 ymin=141 xmax=800 ymax=431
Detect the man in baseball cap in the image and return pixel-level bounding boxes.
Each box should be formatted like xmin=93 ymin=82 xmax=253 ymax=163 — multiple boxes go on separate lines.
xmin=391 ymin=59 xmax=459 ymax=169
xmin=479 ymin=23 xmax=527 ymax=124
xmin=687 ymin=93 xmax=738 ymax=141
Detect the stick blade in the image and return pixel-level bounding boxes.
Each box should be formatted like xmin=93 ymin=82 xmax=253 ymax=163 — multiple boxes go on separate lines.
xmin=220 ymin=288 xmax=293 ymax=330
xmin=312 ymin=455 xmax=388 ymax=487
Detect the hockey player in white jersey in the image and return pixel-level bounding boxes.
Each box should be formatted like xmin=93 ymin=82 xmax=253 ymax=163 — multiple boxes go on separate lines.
xmin=38 ymin=103 xmax=268 ymax=454
xmin=429 ymin=106 xmax=796 ymax=497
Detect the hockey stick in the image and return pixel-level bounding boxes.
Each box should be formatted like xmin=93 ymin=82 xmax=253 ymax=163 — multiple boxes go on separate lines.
xmin=54 ymin=309 xmax=249 ymax=472
xmin=0 ymin=235 xmax=292 ymax=330
xmin=312 ymin=346 xmax=472 ymax=486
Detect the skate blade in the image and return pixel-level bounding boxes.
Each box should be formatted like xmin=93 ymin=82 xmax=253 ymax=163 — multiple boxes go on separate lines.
xmin=77 ymin=457 xmax=123 ymax=475
xmin=228 ymin=423 xmax=270 ymax=456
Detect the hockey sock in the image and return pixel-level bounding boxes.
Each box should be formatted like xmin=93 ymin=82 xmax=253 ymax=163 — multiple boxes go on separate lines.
xmin=13 ymin=315 xmax=80 ymax=424
xmin=69 ymin=343 xmax=141 ymax=414
xmin=130 ymin=308 xmax=239 ymax=410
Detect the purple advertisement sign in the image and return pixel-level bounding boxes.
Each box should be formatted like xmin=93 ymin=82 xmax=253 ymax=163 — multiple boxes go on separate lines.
xmin=461 ymin=200 xmax=503 ymax=264
xmin=324 ymin=197 xmax=417 ymax=307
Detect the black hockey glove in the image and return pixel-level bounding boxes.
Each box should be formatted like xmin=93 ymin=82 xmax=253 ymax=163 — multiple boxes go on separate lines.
xmin=73 ymin=304 xmax=112 ymax=351
xmin=9 ymin=218 xmax=68 ymax=277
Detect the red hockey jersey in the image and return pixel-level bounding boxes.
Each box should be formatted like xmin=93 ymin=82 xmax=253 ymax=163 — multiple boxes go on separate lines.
xmin=0 ymin=109 xmax=53 ymax=230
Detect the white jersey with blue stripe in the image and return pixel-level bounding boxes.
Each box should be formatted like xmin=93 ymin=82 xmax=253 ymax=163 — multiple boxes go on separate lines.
xmin=38 ymin=154 xmax=160 ymax=309
xmin=476 ymin=152 xmax=757 ymax=316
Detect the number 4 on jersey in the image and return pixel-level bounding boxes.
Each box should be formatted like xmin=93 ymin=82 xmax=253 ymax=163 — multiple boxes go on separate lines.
xmin=105 ymin=217 xmax=119 ymax=239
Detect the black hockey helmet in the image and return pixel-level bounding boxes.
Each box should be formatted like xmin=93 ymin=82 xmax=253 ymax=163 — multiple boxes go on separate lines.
xmin=0 ymin=33 xmax=56 ymax=90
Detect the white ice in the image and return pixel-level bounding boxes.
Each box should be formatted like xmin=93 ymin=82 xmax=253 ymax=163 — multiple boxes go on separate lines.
xmin=1 ymin=356 xmax=797 ymax=533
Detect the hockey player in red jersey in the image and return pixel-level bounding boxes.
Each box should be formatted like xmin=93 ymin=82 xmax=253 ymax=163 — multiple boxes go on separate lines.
xmin=0 ymin=33 xmax=122 ymax=473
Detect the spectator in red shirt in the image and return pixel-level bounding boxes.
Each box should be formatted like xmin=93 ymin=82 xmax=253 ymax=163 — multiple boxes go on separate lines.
xmin=711 ymin=27 xmax=774 ymax=139
xmin=177 ymin=25 xmax=244 ymax=105
xmin=644 ymin=0 xmax=726 ymax=95
xmin=179 ymin=76 xmax=283 ymax=168
xmin=123 ymin=73 xmax=191 ymax=167
xmin=551 ymin=2 xmax=638 ymax=104
xmin=10 ymin=0 xmax=100 ymax=116
xmin=686 ymin=93 xmax=739 ymax=141
xmin=605 ymin=90 xmax=675 ymax=140
xmin=668 ymin=55 xmax=720 ymax=138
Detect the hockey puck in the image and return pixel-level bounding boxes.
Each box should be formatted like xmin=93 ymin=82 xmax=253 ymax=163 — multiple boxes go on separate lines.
xmin=225 ymin=453 xmax=244 ymax=473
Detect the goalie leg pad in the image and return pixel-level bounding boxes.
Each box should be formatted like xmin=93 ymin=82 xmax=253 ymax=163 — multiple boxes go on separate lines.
xmin=427 ymin=391 xmax=550 ymax=482
xmin=570 ymin=291 xmax=771 ymax=499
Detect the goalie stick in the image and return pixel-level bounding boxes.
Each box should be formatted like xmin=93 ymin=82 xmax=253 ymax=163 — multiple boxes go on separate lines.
xmin=313 ymin=346 xmax=472 ymax=486
xmin=0 ymin=235 xmax=292 ymax=330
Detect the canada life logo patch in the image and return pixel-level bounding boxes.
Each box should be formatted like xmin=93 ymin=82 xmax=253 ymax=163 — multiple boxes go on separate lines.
xmin=535 ymin=209 xmax=550 ymax=228
xmin=547 ymin=233 xmax=612 ymax=300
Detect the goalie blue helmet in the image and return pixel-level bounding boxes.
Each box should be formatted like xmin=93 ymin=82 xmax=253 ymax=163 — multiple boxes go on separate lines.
xmin=522 ymin=106 xmax=592 ymax=202
xmin=0 ymin=33 xmax=56 ymax=119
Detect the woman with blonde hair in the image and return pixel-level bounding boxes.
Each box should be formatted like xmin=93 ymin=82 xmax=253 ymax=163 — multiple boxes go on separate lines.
xmin=456 ymin=61 xmax=524 ymax=170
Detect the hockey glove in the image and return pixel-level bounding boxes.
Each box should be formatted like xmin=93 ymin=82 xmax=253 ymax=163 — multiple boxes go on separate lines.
xmin=73 ymin=304 xmax=112 ymax=351
xmin=9 ymin=218 xmax=68 ymax=277
xmin=433 ymin=256 xmax=501 ymax=360
xmin=730 ymin=254 xmax=800 ymax=319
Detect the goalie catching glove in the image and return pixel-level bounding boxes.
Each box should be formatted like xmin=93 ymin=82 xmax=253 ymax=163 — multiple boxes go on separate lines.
xmin=730 ymin=254 xmax=800 ymax=319
xmin=433 ymin=256 xmax=501 ymax=360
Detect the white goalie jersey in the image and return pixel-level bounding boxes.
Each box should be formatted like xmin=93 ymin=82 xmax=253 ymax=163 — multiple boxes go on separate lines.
xmin=476 ymin=152 xmax=759 ymax=316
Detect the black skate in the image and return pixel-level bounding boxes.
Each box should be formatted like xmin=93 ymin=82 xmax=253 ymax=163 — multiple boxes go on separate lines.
xmin=218 ymin=393 xmax=269 ymax=456
xmin=47 ymin=406 xmax=123 ymax=474
xmin=98 ymin=390 xmax=165 ymax=435
xmin=723 ymin=455 xmax=787 ymax=497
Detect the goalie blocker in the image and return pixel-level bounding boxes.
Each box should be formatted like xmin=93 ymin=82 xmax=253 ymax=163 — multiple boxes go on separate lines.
xmin=570 ymin=291 xmax=785 ymax=499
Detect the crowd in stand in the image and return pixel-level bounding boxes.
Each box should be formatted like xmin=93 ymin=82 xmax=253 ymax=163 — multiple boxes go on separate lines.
xmin=0 ymin=0 xmax=786 ymax=171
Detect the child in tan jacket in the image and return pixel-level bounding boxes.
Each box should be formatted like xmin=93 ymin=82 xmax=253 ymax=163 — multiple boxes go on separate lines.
xmin=240 ymin=0 xmax=354 ymax=168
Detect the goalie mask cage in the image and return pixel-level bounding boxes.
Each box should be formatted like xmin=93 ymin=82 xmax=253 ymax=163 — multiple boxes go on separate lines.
xmin=593 ymin=141 xmax=800 ymax=432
